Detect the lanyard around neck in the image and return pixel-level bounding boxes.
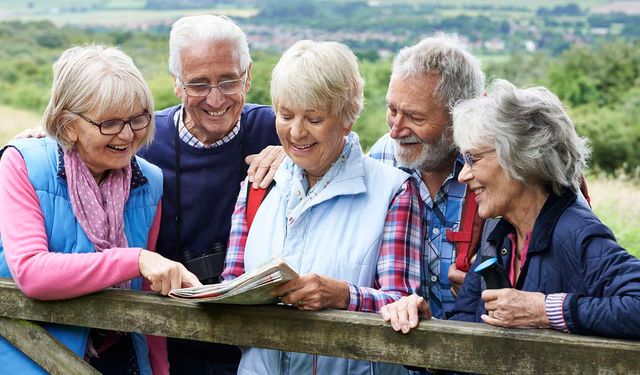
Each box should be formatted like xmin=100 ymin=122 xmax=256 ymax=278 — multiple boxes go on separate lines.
xmin=174 ymin=108 xmax=183 ymax=255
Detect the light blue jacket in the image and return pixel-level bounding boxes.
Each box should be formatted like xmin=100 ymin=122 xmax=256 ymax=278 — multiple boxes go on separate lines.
xmin=239 ymin=133 xmax=411 ymax=375
xmin=0 ymin=138 xmax=162 ymax=374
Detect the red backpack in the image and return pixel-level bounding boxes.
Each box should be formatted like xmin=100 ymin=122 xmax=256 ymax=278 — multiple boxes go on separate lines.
xmin=246 ymin=183 xmax=275 ymax=230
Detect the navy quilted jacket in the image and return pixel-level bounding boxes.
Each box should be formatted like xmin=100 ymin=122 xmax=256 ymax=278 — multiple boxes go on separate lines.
xmin=450 ymin=189 xmax=640 ymax=339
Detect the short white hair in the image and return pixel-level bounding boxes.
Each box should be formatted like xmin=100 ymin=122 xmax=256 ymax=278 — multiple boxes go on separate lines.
xmin=453 ymin=79 xmax=590 ymax=195
xmin=270 ymin=40 xmax=364 ymax=127
xmin=169 ymin=15 xmax=251 ymax=77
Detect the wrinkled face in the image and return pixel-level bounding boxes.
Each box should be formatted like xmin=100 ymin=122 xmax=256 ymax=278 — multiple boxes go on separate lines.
xmin=65 ymin=103 xmax=148 ymax=182
xmin=386 ymin=73 xmax=456 ymax=171
xmin=458 ymin=148 xmax=524 ymax=219
xmin=174 ymin=39 xmax=251 ymax=145
xmin=275 ymin=103 xmax=350 ymax=179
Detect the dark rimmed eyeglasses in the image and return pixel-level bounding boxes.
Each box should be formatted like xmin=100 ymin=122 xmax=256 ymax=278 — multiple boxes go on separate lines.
xmin=70 ymin=111 xmax=152 ymax=135
xmin=462 ymin=149 xmax=496 ymax=168
xmin=178 ymin=70 xmax=247 ymax=97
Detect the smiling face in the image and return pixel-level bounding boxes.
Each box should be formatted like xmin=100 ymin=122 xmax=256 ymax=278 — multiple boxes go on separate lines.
xmin=174 ymin=39 xmax=251 ymax=145
xmin=276 ymin=103 xmax=350 ymax=180
xmin=457 ymin=148 xmax=526 ymax=220
xmin=386 ymin=73 xmax=456 ymax=172
xmin=65 ymin=103 xmax=148 ymax=182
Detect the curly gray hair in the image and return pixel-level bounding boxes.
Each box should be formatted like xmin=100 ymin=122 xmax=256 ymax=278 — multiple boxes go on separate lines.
xmin=453 ymin=79 xmax=590 ymax=195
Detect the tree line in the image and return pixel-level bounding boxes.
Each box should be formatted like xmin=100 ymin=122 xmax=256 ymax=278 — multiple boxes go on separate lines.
xmin=0 ymin=20 xmax=638 ymax=177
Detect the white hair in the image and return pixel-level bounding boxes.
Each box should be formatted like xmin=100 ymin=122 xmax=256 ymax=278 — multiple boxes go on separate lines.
xmin=392 ymin=32 xmax=485 ymax=111
xmin=168 ymin=15 xmax=251 ymax=77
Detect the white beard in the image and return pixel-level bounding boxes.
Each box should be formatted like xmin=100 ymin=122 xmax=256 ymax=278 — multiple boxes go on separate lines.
xmin=395 ymin=133 xmax=456 ymax=171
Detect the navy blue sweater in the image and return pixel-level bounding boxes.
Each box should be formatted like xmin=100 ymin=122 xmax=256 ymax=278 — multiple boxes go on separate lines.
xmin=138 ymin=103 xmax=279 ymax=365
xmin=140 ymin=104 xmax=279 ymax=263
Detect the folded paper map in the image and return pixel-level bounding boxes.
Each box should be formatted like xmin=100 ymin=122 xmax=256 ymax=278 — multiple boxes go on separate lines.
xmin=168 ymin=256 xmax=298 ymax=304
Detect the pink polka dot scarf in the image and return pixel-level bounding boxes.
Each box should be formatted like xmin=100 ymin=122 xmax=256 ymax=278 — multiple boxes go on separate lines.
xmin=64 ymin=147 xmax=132 ymax=257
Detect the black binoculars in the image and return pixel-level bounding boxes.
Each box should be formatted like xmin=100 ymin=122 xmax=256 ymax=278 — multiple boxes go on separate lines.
xmin=182 ymin=242 xmax=226 ymax=285
xmin=474 ymin=257 xmax=510 ymax=289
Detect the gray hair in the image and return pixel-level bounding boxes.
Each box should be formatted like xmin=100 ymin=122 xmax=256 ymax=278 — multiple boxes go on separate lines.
xmin=270 ymin=40 xmax=364 ymax=127
xmin=43 ymin=45 xmax=155 ymax=150
xmin=452 ymin=79 xmax=590 ymax=195
xmin=392 ymin=32 xmax=485 ymax=111
xmin=169 ymin=15 xmax=251 ymax=77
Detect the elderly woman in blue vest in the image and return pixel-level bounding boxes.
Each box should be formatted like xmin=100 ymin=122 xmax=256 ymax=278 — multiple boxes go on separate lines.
xmin=221 ymin=40 xmax=423 ymax=374
xmin=0 ymin=45 xmax=200 ymax=374
xmin=382 ymin=79 xmax=640 ymax=339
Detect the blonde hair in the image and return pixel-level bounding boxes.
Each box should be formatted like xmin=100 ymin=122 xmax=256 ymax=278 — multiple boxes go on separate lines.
xmin=270 ymin=40 xmax=364 ymax=127
xmin=43 ymin=45 xmax=155 ymax=150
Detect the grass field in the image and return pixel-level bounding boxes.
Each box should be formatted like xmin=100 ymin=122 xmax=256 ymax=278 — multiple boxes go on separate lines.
xmin=0 ymin=105 xmax=41 ymax=144
xmin=0 ymin=0 xmax=257 ymax=27
xmin=1 ymin=105 xmax=638 ymax=256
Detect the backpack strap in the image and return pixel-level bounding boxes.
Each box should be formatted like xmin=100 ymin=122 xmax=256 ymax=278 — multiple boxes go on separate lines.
xmin=445 ymin=188 xmax=485 ymax=272
xmin=245 ymin=181 xmax=275 ymax=231
xmin=579 ymin=175 xmax=591 ymax=207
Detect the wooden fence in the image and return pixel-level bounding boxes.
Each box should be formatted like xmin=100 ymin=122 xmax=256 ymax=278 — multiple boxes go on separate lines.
xmin=0 ymin=279 xmax=638 ymax=374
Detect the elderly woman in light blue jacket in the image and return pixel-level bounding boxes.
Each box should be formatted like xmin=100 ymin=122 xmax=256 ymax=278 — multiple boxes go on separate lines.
xmin=222 ymin=40 xmax=424 ymax=374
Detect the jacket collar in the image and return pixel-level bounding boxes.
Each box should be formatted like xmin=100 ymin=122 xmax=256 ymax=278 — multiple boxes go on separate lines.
xmin=487 ymin=188 xmax=578 ymax=255
xmin=274 ymin=132 xmax=367 ymax=209
xmin=56 ymin=146 xmax=148 ymax=190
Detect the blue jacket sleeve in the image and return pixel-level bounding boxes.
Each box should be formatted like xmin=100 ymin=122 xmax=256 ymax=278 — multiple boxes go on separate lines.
xmin=563 ymin=223 xmax=640 ymax=339
xmin=448 ymin=257 xmax=485 ymax=322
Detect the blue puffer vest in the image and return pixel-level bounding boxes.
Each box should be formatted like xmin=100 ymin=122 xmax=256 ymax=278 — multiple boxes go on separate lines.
xmin=0 ymin=138 xmax=162 ymax=374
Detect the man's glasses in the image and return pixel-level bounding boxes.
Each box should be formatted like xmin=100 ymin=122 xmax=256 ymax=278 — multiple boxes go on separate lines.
xmin=179 ymin=70 xmax=247 ymax=97
xmin=462 ymin=149 xmax=496 ymax=168
xmin=70 ymin=111 xmax=152 ymax=135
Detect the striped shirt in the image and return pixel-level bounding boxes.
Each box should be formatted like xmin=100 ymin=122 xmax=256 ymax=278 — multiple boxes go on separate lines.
xmin=174 ymin=105 xmax=240 ymax=148
xmin=546 ymin=293 xmax=569 ymax=331
xmin=221 ymin=180 xmax=423 ymax=312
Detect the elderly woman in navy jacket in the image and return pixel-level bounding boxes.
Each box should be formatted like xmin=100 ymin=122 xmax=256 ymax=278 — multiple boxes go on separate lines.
xmin=381 ymin=79 xmax=640 ymax=339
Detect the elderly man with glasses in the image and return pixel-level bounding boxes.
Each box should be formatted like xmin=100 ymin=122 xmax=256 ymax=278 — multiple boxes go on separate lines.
xmin=137 ymin=15 xmax=280 ymax=375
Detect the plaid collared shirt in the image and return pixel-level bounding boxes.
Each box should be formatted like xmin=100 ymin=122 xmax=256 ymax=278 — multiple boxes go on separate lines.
xmin=368 ymin=134 xmax=468 ymax=318
xmin=174 ymin=105 xmax=240 ymax=148
xmin=222 ymin=179 xmax=422 ymax=313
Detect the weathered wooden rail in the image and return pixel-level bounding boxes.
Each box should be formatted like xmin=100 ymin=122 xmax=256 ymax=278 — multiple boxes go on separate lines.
xmin=0 ymin=279 xmax=638 ymax=374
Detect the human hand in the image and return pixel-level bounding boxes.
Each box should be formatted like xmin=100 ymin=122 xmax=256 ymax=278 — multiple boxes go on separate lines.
xmin=448 ymin=263 xmax=466 ymax=298
xmin=273 ymin=273 xmax=349 ymax=311
xmin=245 ymin=145 xmax=285 ymax=189
xmin=380 ymin=294 xmax=431 ymax=334
xmin=13 ymin=126 xmax=46 ymax=140
xmin=481 ymin=289 xmax=549 ymax=328
xmin=138 ymin=250 xmax=202 ymax=295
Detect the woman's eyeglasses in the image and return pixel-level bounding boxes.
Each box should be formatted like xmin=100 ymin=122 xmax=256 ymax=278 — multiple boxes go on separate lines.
xmin=70 ymin=111 xmax=152 ymax=135
xmin=462 ymin=149 xmax=496 ymax=168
